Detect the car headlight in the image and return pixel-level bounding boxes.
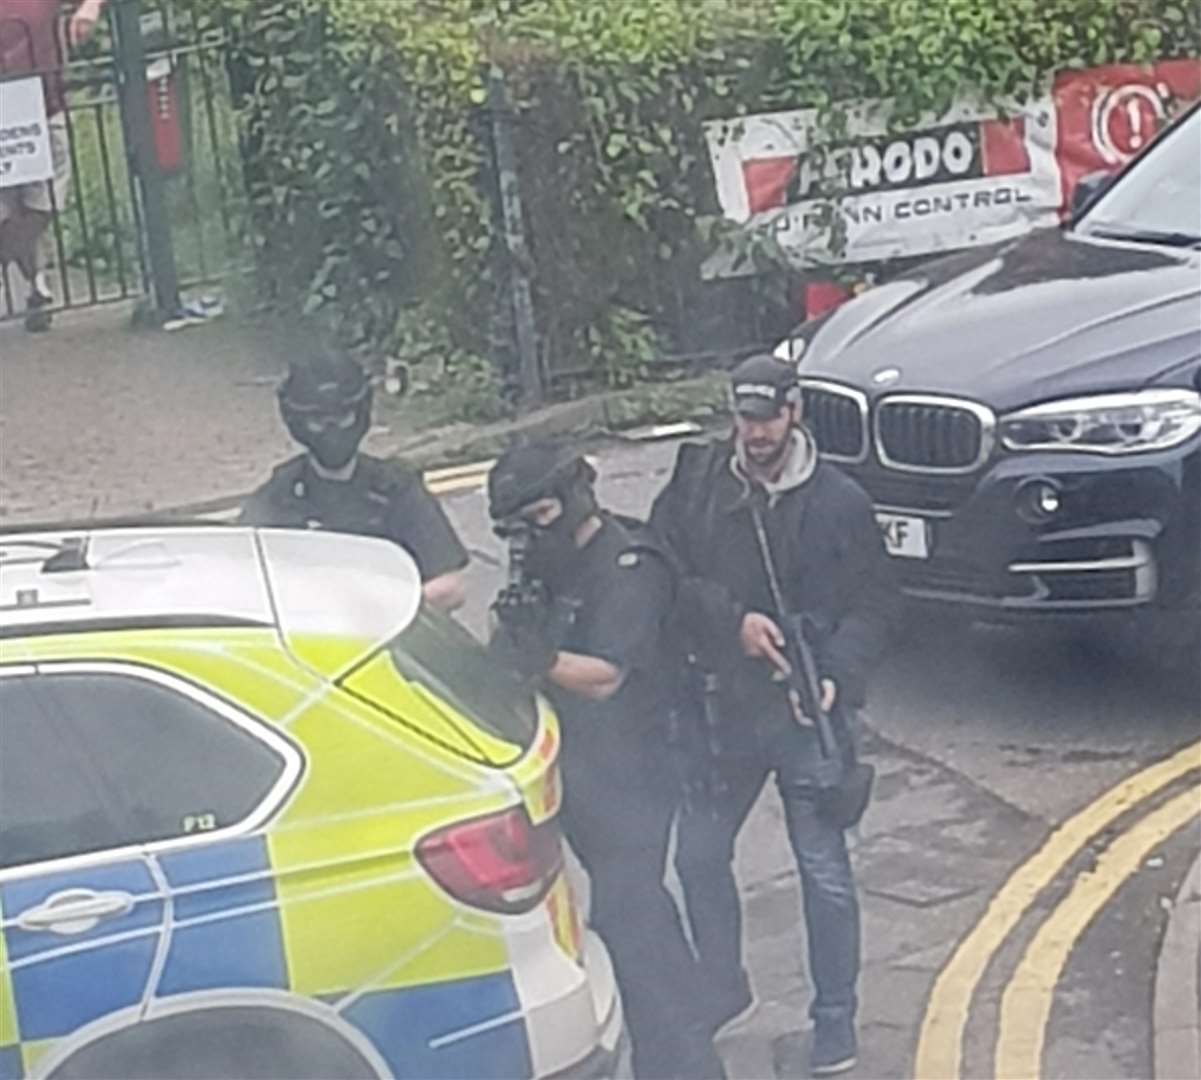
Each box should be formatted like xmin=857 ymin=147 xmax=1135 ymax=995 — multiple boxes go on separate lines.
xmin=999 ymin=388 xmax=1201 ymax=454
xmin=772 ymin=335 xmax=807 ymax=364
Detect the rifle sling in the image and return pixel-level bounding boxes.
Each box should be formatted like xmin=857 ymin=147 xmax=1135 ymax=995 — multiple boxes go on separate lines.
xmin=748 ymin=500 xmax=839 ymax=761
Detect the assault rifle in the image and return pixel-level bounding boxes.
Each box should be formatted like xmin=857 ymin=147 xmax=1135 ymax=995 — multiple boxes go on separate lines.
xmin=664 ymin=656 xmax=730 ymax=816
xmin=490 ymin=519 xmax=578 ymax=677
xmin=493 ymin=517 xmax=547 ymax=611
xmin=749 ymin=505 xmax=875 ymax=828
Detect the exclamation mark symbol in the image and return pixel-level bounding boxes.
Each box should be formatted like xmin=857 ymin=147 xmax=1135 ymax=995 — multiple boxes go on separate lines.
xmin=1127 ymin=99 xmax=1144 ymax=150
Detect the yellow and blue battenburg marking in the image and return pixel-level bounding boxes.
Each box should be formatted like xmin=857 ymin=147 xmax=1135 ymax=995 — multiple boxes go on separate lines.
xmin=0 ymin=837 xmax=533 ymax=1078
xmin=0 ymin=648 xmax=584 ymax=1077
xmin=2 ymin=859 xmax=163 ymax=1041
xmin=0 ymin=526 xmax=606 ymax=1080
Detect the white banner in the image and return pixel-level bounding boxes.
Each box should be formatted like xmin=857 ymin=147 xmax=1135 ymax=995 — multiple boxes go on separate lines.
xmin=0 ymin=76 xmax=54 ymax=189
xmin=704 ymin=94 xmax=1062 ymax=272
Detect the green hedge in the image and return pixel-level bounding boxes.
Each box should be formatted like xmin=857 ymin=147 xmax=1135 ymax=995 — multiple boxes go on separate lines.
xmin=215 ymin=0 xmax=1199 ymax=395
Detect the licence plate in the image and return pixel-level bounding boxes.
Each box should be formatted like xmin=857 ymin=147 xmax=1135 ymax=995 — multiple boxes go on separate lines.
xmin=875 ymin=512 xmax=930 ymax=559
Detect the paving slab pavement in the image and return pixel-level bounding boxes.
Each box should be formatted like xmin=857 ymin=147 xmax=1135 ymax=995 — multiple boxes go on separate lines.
xmin=0 ymin=306 xmax=293 ymax=522
xmin=1155 ymin=851 xmax=1201 ymax=1080
xmin=0 ymin=305 xmax=704 ymax=524
xmin=709 ymin=729 xmax=1045 ymax=1079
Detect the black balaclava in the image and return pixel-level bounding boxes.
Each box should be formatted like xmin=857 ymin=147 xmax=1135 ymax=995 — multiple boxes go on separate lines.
xmin=278 ymin=353 xmax=373 ymax=472
xmin=525 ymin=472 xmax=598 ymax=586
xmin=488 ymin=444 xmax=598 ymax=587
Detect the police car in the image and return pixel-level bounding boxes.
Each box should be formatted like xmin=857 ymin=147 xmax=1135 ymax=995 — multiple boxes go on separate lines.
xmin=0 ymin=526 xmax=622 ymax=1079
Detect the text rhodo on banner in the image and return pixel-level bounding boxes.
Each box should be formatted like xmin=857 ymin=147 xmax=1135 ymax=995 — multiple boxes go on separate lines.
xmin=0 ymin=76 xmax=53 ymax=188
xmin=705 ymin=95 xmax=1061 ymax=272
xmin=704 ymin=60 xmax=1201 ymax=275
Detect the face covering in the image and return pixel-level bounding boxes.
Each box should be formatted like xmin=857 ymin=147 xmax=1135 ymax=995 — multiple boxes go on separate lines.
xmin=299 ymin=406 xmax=369 ymax=472
xmin=307 ymin=427 xmax=362 ymax=471
xmin=522 ymin=483 xmax=597 ymax=587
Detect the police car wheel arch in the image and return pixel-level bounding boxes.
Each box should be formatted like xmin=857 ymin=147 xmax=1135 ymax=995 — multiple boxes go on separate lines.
xmin=31 ymin=989 xmax=390 ymax=1080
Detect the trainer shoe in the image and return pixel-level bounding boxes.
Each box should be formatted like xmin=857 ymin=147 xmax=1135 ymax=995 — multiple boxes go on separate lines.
xmin=810 ymin=1014 xmax=857 ymax=1075
xmin=161 ymin=301 xmax=214 ymax=332
xmin=23 ymin=291 xmax=52 ymax=333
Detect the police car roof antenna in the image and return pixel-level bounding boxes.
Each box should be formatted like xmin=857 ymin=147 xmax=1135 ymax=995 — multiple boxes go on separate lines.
xmin=41 ymin=537 xmax=90 ymax=574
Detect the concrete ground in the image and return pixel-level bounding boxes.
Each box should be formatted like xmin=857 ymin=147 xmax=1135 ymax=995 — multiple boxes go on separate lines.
xmin=2 ymin=306 xmax=1198 ymax=1078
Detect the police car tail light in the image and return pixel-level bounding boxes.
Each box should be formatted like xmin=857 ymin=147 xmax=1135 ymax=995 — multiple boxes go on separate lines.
xmin=416 ymin=806 xmax=563 ymax=915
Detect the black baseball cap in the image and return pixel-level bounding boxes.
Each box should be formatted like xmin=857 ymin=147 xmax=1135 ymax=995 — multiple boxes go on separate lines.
xmin=730 ymin=353 xmax=798 ymax=419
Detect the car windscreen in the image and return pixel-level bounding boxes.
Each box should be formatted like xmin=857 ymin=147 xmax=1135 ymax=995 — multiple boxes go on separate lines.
xmin=1079 ymin=106 xmax=1201 ymax=245
xmin=388 ymin=607 xmax=538 ymax=750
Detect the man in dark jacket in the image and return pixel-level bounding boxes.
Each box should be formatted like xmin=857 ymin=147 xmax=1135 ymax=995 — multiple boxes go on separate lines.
xmin=648 ymin=353 xmax=896 ymax=1076
xmin=240 ymin=351 xmax=468 ymax=613
xmin=487 ymin=443 xmax=723 ymax=1080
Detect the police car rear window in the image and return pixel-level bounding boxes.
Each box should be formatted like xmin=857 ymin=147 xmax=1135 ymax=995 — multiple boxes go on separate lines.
xmin=388 ymin=609 xmax=537 ymax=750
xmin=0 ymin=671 xmax=287 ymax=870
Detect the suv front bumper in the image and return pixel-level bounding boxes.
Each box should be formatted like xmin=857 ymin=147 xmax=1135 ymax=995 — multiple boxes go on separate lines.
xmin=848 ymin=437 xmax=1201 ymax=618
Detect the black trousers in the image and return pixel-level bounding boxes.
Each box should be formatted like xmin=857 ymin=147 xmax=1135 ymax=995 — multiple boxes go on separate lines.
xmin=560 ymin=749 xmax=714 ymax=1079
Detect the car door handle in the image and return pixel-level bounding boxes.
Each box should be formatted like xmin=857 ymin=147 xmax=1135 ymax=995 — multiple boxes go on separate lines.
xmin=16 ymin=888 xmax=136 ymax=935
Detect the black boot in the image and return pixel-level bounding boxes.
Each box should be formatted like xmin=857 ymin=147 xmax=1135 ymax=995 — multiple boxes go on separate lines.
xmin=24 ymin=290 xmax=52 ymax=332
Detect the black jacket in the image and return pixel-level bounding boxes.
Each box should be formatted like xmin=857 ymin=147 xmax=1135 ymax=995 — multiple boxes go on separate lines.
xmin=649 ymin=435 xmax=898 ymax=717
xmin=239 ymin=453 xmax=467 ymax=582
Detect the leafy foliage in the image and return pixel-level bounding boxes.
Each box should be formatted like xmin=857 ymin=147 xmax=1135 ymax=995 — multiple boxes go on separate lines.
xmin=217 ymin=0 xmax=1198 ymax=395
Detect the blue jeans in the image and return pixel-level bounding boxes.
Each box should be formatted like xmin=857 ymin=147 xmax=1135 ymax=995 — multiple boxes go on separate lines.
xmin=674 ymin=717 xmax=861 ymax=1023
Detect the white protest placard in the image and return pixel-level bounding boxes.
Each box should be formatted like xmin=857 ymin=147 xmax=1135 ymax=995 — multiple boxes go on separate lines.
xmin=0 ymin=76 xmax=54 ymax=188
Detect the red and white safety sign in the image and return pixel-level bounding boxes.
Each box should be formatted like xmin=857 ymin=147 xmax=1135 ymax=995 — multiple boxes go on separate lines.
xmin=1052 ymin=59 xmax=1201 ymax=210
xmin=704 ymin=59 xmax=1201 ymax=273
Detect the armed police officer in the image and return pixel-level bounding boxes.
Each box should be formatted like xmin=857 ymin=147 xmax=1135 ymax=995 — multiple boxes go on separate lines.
xmin=486 ymin=443 xmax=723 ymax=1080
xmin=648 ymin=354 xmax=897 ymax=1076
xmin=241 ymin=352 xmax=469 ymax=612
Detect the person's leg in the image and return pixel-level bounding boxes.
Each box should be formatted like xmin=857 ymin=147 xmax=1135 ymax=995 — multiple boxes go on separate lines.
xmin=597 ymin=790 xmax=724 ymax=1078
xmin=0 ymin=202 xmax=53 ymax=331
xmin=775 ymin=750 xmax=861 ymax=1074
xmin=2 ymin=207 xmax=53 ymax=286
xmin=673 ymin=751 xmax=769 ymax=1024
xmin=563 ymin=767 xmax=722 ymax=1078
xmin=0 ymin=191 xmax=21 ymax=312
xmin=16 ymin=116 xmax=72 ymax=331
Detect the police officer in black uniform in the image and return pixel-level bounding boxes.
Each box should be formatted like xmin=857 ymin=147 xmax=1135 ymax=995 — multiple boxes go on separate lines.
xmin=648 ymin=354 xmax=897 ymax=1076
xmin=486 ymin=443 xmax=723 ymax=1080
xmin=241 ymin=352 xmax=469 ymax=612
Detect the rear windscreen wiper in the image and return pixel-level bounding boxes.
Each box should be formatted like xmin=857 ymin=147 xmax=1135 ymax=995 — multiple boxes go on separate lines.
xmin=1086 ymin=226 xmax=1201 ymax=248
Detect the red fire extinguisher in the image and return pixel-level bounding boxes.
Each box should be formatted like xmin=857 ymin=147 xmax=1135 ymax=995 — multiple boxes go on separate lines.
xmin=145 ymin=56 xmax=183 ymax=175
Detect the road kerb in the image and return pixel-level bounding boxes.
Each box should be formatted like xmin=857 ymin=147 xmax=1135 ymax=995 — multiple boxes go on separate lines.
xmin=1154 ymin=849 xmax=1201 ymax=1080
xmin=914 ymin=741 xmax=1201 ymax=1080
xmin=994 ymin=785 xmax=1201 ymax=1079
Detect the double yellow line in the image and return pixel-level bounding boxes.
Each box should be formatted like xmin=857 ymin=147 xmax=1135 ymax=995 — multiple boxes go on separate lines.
xmin=424 ymin=459 xmax=495 ymax=497
xmin=915 ymin=740 xmax=1201 ymax=1079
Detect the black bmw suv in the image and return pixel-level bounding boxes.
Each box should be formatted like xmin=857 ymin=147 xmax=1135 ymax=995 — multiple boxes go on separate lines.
xmin=781 ymin=102 xmax=1200 ymax=658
